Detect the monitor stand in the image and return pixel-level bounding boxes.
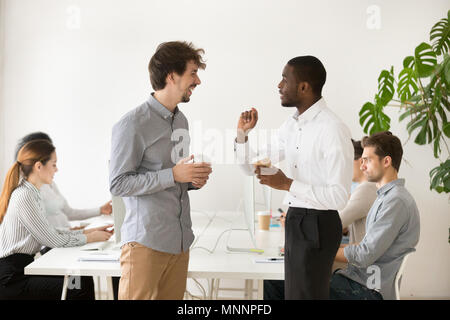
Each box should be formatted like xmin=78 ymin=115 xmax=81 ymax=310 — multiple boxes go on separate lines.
xmin=225 ymin=211 xmax=264 ymax=254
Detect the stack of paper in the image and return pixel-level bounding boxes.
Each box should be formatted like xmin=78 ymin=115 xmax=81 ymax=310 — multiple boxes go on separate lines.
xmin=78 ymin=252 xmax=120 ymax=262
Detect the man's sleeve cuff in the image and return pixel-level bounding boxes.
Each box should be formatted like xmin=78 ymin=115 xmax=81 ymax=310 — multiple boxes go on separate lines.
xmin=289 ymin=180 xmax=310 ymax=198
xmin=234 ymin=139 xmax=250 ymax=163
xmin=344 ymin=245 xmax=355 ymax=265
xmin=158 ymin=168 xmax=176 ymax=189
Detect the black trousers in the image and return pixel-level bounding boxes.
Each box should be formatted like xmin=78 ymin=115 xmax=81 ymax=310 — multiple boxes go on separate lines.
xmin=0 ymin=253 xmax=95 ymax=300
xmin=284 ymin=207 xmax=342 ymax=300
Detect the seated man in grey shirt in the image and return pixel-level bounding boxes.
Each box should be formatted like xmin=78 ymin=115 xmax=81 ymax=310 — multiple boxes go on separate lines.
xmin=331 ymin=131 xmax=420 ymax=300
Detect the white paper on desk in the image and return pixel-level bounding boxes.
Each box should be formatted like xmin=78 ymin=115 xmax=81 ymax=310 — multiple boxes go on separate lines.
xmin=254 ymin=257 xmax=284 ymax=263
xmin=78 ymin=252 xmax=120 ymax=262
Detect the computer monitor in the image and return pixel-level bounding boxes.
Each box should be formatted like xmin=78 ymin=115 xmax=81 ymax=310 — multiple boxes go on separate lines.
xmin=244 ymin=176 xmax=272 ymax=243
xmin=226 ymin=175 xmax=271 ymax=253
xmin=112 ymin=196 xmax=126 ymax=244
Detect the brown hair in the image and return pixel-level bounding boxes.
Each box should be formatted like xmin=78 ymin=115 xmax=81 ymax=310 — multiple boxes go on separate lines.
xmin=352 ymin=139 xmax=364 ymax=160
xmin=0 ymin=140 xmax=55 ymax=223
xmin=361 ymin=131 xmax=403 ymax=172
xmin=148 ymin=41 xmax=206 ymax=90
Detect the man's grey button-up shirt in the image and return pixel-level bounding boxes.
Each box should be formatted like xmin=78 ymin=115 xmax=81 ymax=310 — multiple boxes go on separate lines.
xmin=338 ymin=179 xmax=420 ymax=300
xmin=109 ymin=93 xmax=194 ymax=254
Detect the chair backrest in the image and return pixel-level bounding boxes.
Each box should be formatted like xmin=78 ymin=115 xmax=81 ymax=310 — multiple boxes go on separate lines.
xmin=394 ymin=252 xmax=413 ymax=300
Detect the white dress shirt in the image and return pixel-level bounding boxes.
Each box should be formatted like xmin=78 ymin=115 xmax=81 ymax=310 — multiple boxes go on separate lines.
xmin=0 ymin=179 xmax=86 ymax=258
xmin=235 ymin=97 xmax=353 ymax=211
xmin=40 ymin=182 xmax=100 ymax=230
xmin=339 ymin=181 xmax=377 ymax=243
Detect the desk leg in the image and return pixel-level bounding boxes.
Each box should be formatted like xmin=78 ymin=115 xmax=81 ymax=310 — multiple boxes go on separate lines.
xmin=94 ymin=276 xmax=100 ymax=300
xmin=214 ymin=279 xmax=220 ymax=299
xmin=208 ymin=279 xmax=214 ymax=300
xmin=61 ymin=275 xmax=69 ymax=300
xmin=257 ymin=279 xmax=263 ymax=300
xmin=106 ymin=276 xmax=114 ymax=300
xmin=244 ymin=280 xmax=250 ymax=299
xmin=209 ymin=279 xmax=218 ymax=300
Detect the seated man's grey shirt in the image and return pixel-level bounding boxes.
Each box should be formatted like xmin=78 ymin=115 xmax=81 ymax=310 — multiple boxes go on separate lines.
xmin=109 ymin=94 xmax=194 ymax=254
xmin=338 ymin=179 xmax=420 ymax=300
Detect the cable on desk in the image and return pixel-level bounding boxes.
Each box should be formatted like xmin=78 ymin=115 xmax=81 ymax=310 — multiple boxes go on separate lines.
xmin=190 ymin=210 xmax=216 ymax=248
xmin=191 ymin=228 xmax=230 ymax=254
xmin=191 ymin=198 xmax=250 ymax=254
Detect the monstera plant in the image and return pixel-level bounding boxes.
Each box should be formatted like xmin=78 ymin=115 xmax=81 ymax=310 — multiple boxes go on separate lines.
xmin=359 ymin=10 xmax=450 ymax=194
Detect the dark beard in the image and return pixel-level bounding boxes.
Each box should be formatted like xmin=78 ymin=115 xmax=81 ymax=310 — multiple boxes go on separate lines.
xmin=281 ymin=100 xmax=297 ymax=107
xmin=181 ymin=92 xmax=190 ymax=103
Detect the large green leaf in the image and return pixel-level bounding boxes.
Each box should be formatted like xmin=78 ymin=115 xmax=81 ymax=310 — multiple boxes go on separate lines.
xmin=398 ymin=67 xmax=419 ymax=102
xmin=359 ymin=100 xmax=391 ymax=135
xmin=399 ymin=104 xmax=427 ymax=122
xmin=403 ymin=56 xmax=415 ymax=69
xmin=444 ymin=122 xmax=450 ymax=138
xmin=434 ymin=131 xmax=442 ymax=158
xmin=441 ymin=53 xmax=450 ymax=92
xmin=414 ymin=42 xmax=437 ymax=78
xmin=404 ymin=87 xmax=442 ymax=147
xmin=430 ymin=10 xmax=450 ymax=56
xmin=406 ymin=112 xmax=428 ymax=140
xmin=430 ymin=160 xmax=450 ymax=193
xmin=427 ymin=54 xmax=450 ymax=93
xmin=413 ymin=116 xmax=430 ymax=145
xmin=377 ymin=67 xmax=395 ymax=106
xmin=444 ymin=54 xmax=450 ymax=85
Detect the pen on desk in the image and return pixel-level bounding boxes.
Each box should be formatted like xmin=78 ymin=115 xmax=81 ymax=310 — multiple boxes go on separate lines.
xmin=267 ymin=258 xmax=284 ymax=261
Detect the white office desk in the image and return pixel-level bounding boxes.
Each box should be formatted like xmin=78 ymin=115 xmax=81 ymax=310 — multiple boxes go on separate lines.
xmin=25 ymin=211 xmax=285 ymax=300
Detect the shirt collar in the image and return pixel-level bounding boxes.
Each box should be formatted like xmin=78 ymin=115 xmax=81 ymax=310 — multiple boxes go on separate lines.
xmin=21 ymin=179 xmax=42 ymax=200
xmin=148 ymin=93 xmax=179 ymax=121
xmin=377 ymin=178 xmax=405 ymax=196
xmin=292 ymin=97 xmax=327 ymax=122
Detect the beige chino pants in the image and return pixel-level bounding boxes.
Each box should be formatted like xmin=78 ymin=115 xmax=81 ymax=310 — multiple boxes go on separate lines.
xmin=118 ymin=242 xmax=189 ymax=300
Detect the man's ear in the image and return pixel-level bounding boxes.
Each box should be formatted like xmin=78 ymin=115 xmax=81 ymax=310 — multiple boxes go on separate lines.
xmin=166 ymin=72 xmax=175 ymax=85
xmin=383 ymin=156 xmax=392 ymax=168
xmin=297 ymin=81 xmax=310 ymax=94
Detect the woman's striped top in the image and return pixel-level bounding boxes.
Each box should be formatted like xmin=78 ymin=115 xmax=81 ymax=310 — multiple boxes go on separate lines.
xmin=0 ymin=179 xmax=87 ymax=258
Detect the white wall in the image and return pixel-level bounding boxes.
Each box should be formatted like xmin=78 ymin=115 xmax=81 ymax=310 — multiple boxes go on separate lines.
xmin=0 ymin=0 xmax=449 ymax=298
xmin=0 ymin=0 xmax=5 ymax=179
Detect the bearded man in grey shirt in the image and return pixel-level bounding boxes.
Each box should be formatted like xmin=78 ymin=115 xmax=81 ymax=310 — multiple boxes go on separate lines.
xmin=109 ymin=41 xmax=212 ymax=300
xmin=331 ymin=131 xmax=420 ymax=300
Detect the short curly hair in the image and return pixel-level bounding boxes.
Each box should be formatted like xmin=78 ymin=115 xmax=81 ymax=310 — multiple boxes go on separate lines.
xmin=148 ymin=41 xmax=206 ymax=90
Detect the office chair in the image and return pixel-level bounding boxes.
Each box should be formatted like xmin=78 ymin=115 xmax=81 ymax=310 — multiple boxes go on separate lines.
xmin=394 ymin=252 xmax=413 ymax=300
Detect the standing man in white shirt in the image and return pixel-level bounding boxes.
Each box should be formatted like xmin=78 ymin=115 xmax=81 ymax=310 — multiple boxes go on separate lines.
xmin=235 ymin=56 xmax=353 ymax=299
